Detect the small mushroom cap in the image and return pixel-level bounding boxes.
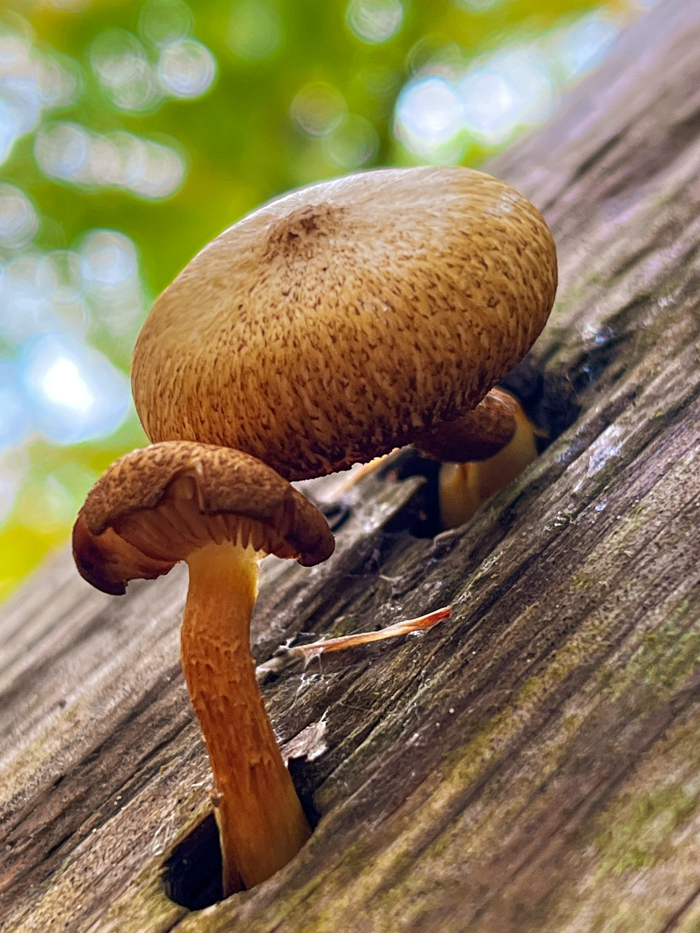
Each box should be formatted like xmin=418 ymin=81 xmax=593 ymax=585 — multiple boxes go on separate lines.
xmin=413 ymin=387 xmax=521 ymax=463
xmin=133 ymin=166 xmax=557 ymax=481
xmin=73 ymin=442 xmax=335 ymax=595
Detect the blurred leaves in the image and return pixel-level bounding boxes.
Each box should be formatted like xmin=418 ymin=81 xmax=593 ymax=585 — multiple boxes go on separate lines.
xmin=3 ymin=0 xmax=607 ymax=290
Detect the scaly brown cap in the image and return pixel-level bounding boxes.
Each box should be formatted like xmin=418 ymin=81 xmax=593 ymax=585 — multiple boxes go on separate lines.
xmin=413 ymin=387 xmax=522 ymax=462
xmin=132 ymin=166 xmax=557 ymax=481
xmin=73 ymin=441 xmax=335 ymax=595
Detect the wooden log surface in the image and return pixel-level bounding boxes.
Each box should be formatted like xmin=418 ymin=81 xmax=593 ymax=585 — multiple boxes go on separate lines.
xmin=3 ymin=0 xmax=700 ymax=928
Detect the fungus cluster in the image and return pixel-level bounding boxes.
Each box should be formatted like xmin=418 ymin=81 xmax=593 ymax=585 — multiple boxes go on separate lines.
xmin=72 ymin=165 xmax=557 ymax=898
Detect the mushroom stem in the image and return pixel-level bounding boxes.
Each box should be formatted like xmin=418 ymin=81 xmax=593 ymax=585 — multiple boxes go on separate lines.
xmin=181 ymin=541 xmax=311 ymax=895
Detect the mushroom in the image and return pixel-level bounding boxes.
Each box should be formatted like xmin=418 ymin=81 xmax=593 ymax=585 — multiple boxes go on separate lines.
xmin=348 ymin=385 xmax=543 ymax=531
xmin=432 ymin=387 xmax=542 ymax=529
xmin=131 ymin=166 xmax=557 ymax=483
xmin=412 ymin=386 xmax=520 ymax=463
xmin=72 ymin=441 xmax=334 ymax=895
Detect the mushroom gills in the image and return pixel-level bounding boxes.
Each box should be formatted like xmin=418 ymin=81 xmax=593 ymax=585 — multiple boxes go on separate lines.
xmin=111 ymin=473 xmax=298 ymax=563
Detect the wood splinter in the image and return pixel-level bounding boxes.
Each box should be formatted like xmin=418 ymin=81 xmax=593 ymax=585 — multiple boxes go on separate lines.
xmin=289 ymin=606 xmax=452 ymax=658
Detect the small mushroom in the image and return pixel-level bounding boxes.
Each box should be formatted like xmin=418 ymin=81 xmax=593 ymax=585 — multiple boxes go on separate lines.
xmin=434 ymin=387 xmax=542 ymax=529
xmin=72 ymin=441 xmax=334 ymax=895
xmin=412 ymin=387 xmax=519 ymax=463
xmin=132 ymin=166 xmax=557 ymax=482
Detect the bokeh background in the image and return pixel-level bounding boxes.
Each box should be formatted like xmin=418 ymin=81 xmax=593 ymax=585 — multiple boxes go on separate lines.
xmin=0 ymin=0 xmax=655 ymax=602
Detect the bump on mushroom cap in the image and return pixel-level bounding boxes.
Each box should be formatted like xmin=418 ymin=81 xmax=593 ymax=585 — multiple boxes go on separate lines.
xmin=73 ymin=442 xmax=335 ymax=594
xmin=132 ymin=166 xmax=558 ymax=481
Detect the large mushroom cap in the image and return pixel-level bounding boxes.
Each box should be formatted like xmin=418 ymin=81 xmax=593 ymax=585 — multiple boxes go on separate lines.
xmin=133 ymin=166 xmax=557 ymax=481
xmin=73 ymin=441 xmax=335 ymax=595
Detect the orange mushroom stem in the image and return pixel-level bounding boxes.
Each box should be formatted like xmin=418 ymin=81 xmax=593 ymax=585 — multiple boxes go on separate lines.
xmin=181 ymin=543 xmax=311 ymax=892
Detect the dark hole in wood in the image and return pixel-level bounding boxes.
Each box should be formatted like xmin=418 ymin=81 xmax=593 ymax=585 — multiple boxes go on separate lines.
xmin=382 ymin=450 xmax=442 ymax=537
xmin=162 ymin=762 xmax=319 ymax=909
xmin=163 ymin=813 xmax=224 ymax=910
xmin=318 ymin=500 xmax=352 ymax=532
xmin=499 ymin=355 xmax=580 ymax=443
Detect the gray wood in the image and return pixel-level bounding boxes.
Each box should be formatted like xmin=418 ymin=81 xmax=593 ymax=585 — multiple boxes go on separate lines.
xmin=2 ymin=0 xmax=700 ymax=928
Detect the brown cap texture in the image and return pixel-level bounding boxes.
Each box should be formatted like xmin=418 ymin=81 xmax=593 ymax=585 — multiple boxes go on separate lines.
xmin=73 ymin=441 xmax=335 ymax=594
xmin=413 ymin=387 xmax=522 ymax=462
xmin=132 ymin=166 xmax=557 ymax=481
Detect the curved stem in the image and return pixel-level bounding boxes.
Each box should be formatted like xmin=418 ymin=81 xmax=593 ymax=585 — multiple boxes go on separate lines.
xmin=181 ymin=542 xmax=311 ymax=895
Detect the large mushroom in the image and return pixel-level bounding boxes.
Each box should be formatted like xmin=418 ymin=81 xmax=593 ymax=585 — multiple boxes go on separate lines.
xmin=72 ymin=441 xmax=334 ymax=895
xmin=131 ymin=166 xmax=557 ymax=484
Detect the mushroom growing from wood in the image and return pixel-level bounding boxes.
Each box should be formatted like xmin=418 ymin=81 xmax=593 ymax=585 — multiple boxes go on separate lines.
xmin=72 ymin=441 xmax=334 ymax=895
xmin=131 ymin=166 xmax=557 ymax=486
xmin=427 ymin=386 xmax=542 ymax=529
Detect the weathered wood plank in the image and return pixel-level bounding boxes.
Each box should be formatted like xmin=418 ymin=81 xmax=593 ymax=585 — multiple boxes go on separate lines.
xmin=2 ymin=0 xmax=700 ymax=929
